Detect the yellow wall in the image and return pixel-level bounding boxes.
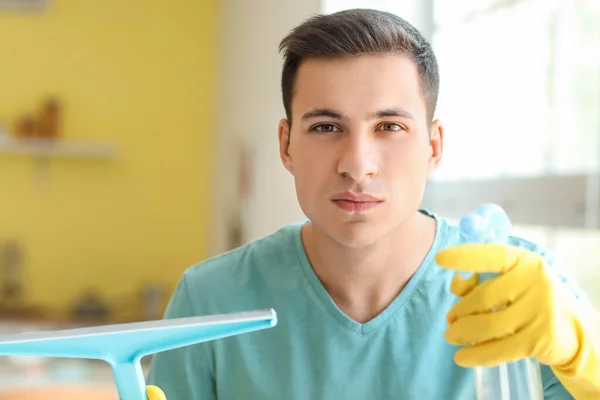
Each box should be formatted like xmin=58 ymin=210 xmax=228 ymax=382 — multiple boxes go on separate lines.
xmin=0 ymin=0 xmax=217 ymax=320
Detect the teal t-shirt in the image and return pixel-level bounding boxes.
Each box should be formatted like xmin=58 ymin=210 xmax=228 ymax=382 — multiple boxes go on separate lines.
xmin=146 ymin=211 xmax=578 ymax=399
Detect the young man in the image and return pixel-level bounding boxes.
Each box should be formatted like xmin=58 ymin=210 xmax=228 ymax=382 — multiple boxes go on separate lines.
xmin=146 ymin=9 xmax=600 ymax=399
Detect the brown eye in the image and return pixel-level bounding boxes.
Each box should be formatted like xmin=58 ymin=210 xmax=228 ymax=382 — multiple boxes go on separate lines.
xmin=311 ymin=124 xmax=340 ymax=133
xmin=377 ymin=123 xmax=404 ymax=132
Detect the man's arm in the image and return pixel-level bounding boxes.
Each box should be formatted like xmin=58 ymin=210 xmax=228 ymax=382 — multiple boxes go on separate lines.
xmin=146 ymin=273 xmax=217 ymax=400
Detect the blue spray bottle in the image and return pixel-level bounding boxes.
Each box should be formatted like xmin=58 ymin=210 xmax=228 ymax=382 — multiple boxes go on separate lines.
xmin=459 ymin=204 xmax=544 ymax=400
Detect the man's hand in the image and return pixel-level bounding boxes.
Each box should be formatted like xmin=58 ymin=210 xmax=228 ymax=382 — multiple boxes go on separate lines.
xmin=436 ymin=243 xmax=600 ymax=399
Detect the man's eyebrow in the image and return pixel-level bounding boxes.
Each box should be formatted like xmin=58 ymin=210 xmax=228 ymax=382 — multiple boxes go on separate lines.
xmin=300 ymin=107 xmax=415 ymax=121
xmin=368 ymin=108 xmax=415 ymax=121
xmin=301 ymin=108 xmax=348 ymax=120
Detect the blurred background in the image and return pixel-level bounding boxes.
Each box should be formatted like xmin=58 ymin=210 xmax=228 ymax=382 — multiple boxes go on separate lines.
xmin=0 ymin=0 xmax=598 ymax=396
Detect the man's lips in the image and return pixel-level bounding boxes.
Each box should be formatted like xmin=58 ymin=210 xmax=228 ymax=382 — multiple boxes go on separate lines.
xmin=330 ymin=192 xmax=383 ymax=202
xmin=331 ymin=192 xmax=383 ymax=213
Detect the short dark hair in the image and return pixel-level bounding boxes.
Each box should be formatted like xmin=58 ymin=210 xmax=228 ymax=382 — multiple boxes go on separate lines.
xmin=278 ymin=8 xmax=440 ymax=123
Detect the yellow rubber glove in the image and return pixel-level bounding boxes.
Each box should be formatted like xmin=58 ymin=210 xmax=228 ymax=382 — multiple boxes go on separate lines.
xmin=147 ymin=385 xmax=167 ymax=400
xmin=435 ymin=243 xmax=600 ymax=400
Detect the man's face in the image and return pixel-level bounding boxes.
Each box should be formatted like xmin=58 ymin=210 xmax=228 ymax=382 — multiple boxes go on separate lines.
xmin=279 ymin=54 xmax=443 ymax=248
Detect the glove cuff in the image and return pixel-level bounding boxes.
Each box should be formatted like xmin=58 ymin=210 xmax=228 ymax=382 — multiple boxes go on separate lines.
xmin=551 ymin=307 xmax=600 ymax=399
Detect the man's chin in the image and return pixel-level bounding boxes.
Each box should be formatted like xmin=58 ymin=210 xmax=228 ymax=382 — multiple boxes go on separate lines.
xmin=306 ymin=215 xmax=394 ymax=249
xmin=328 ymin=224 xmax=384 ymax=249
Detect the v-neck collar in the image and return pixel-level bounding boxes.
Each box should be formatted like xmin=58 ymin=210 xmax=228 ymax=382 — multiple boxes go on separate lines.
xmin=291 ymin=210 xmax=446 ymax=335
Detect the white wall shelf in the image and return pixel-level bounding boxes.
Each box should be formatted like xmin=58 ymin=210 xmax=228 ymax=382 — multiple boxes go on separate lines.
xmin=0 ymin=136 xmax=117 ymax=160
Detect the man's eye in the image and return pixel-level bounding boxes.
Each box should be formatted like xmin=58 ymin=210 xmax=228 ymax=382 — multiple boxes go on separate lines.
xmin=378 ymin=123 xmax=404 ymax=131
xmin=311 ymin=124 xmax=340 ymax=133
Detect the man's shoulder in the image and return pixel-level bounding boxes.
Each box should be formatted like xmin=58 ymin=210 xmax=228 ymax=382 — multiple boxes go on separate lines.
xmin=182 ymin=221 xmax=305 ymax=289
xmin=507 ymin=235 xmax=554 ymax=260
xmin=433 ymin=211 xmax=551 ymax=257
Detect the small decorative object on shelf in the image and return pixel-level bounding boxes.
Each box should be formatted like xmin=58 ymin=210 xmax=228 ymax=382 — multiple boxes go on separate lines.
xmin=14 ymin=114 xmax=38 ymax=138
xmin=1 ymin=96 xmax=117 ymax=161
xmin=38 ymin=97 xmax=61 ymax=139
xmin=13 ymin=96 xmax=61 ymax=140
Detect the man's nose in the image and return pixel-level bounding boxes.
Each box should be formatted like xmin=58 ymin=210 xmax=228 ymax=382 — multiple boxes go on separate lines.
xmin=337 ymin=133 xmax=378 ymax=182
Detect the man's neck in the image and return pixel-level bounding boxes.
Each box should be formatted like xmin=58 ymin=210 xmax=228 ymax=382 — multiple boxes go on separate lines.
xmin=301 ymin=211 xmax=437 ymax=324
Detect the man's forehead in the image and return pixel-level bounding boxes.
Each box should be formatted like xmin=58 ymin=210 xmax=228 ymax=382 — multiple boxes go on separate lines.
xmin=291 ymin=54 xmax=426 ymax=120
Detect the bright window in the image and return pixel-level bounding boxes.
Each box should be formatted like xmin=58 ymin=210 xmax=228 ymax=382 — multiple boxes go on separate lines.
xmin=433 ymin=0 xmax=600 ymax=179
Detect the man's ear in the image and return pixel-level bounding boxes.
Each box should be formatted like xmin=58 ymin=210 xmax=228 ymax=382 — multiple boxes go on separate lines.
xmin=427 ymin=119 xmax=444 ymax=178
xmin=278 ymin=119 xmax=293 ymax=173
